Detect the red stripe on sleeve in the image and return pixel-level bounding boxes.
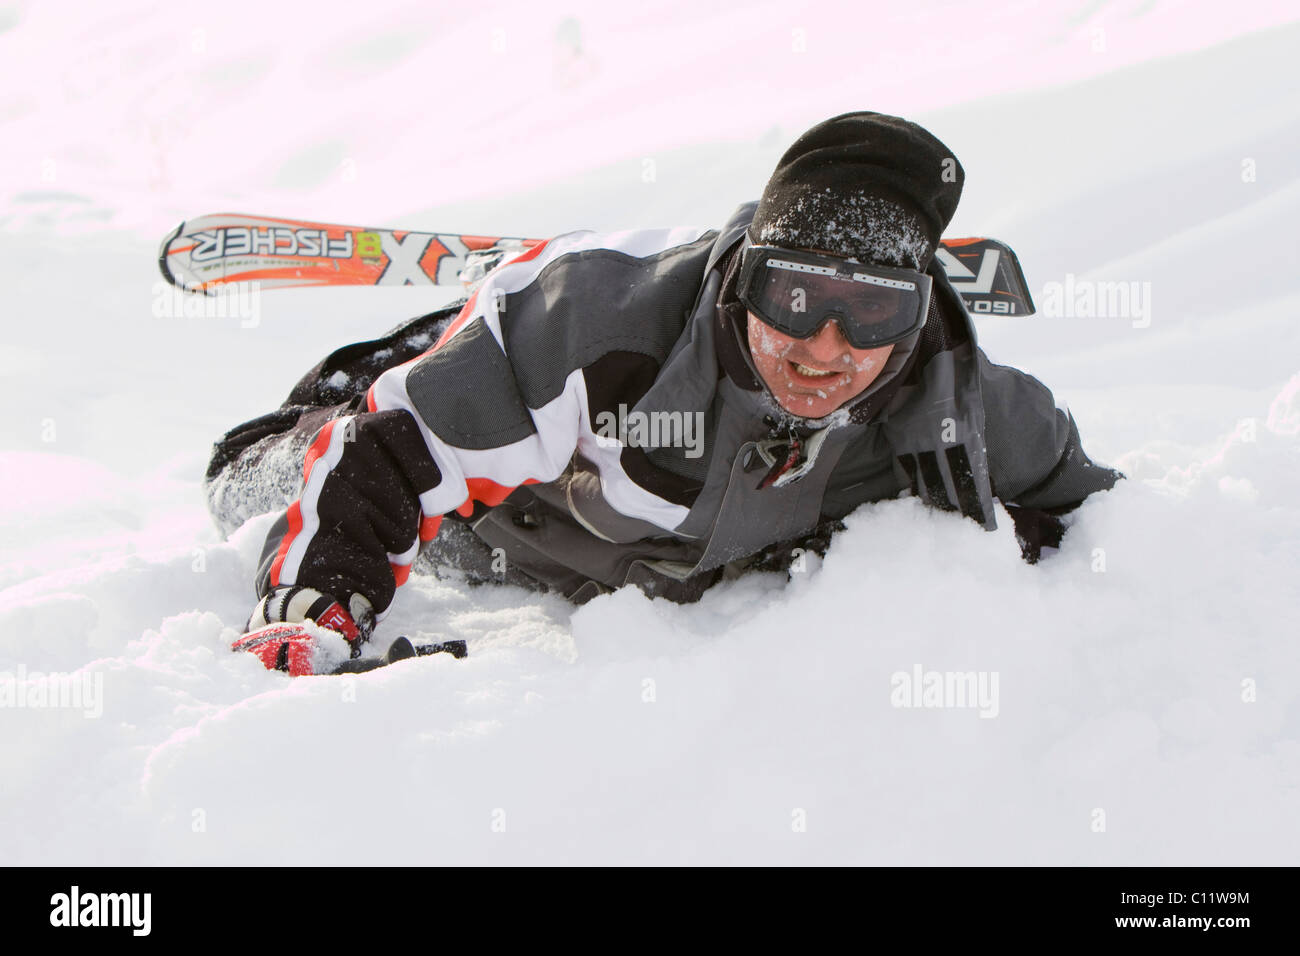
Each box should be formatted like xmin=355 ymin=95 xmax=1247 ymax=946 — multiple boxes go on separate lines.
xmin=454 ymin=477 xmax=539 ymax=518
xmin=268 ymin=421 xmax=337 ymax=588
xmin=302 ymin=420 xmax=337 ymax=472
xmin=427 ymin=240 xmax=551 ymax=352
xmin=269 ymin=501 xmax=302 ymax=589
xmin=503 ymin=238 xmax=549 ymax=266
xmin=431 ymin=289 xmax=480 ymax=351
xmin=419 ymin=515 xmax=443 ymax=542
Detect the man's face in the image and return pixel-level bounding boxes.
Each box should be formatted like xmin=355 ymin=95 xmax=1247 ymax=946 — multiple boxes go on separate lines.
xmin=746 ymin=311 xmax=895 ymax=419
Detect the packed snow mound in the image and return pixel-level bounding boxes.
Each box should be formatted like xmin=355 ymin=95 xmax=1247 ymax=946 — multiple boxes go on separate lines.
xmin=2 ymin=396 xmax=1297 ymax=864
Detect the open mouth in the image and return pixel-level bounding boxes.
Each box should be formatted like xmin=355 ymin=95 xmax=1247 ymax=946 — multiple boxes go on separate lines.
xmin=788 ymin=360 xmax=845 ymax=382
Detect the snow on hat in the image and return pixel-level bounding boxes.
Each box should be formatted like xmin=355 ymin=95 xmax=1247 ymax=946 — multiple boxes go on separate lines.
xmin=749 ymin=111 xmax=964 ymax=270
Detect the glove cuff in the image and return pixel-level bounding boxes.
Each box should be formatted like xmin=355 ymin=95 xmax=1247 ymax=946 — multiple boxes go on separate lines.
xmin=247 ymin=586 xmax=374 ymax=648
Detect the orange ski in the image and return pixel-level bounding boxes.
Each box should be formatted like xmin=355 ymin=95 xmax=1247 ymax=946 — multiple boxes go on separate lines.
xmin=159 ymin=213 xmax=541 ymax=294
xmin=159 ymin=214 xmax=1034 ymax=315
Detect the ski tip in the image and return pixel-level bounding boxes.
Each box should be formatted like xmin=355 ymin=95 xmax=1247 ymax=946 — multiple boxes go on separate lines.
xmin=384 ymin=636 xmax=417 ymax=664
xmin=157 ymin=221 xmax=184 ymax=288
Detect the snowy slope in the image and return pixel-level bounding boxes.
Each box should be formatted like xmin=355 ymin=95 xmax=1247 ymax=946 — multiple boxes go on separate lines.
xmin=1 ymin=1 xmax=1298 ymax=864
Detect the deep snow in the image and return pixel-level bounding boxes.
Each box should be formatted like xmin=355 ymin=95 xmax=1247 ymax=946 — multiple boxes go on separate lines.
xmin=1 ymin=1 xmax=1298 ymax=864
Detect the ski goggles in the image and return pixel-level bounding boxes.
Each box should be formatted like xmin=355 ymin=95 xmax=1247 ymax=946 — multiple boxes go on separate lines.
xmin=737 ymin=245 xmax=932 ymax=349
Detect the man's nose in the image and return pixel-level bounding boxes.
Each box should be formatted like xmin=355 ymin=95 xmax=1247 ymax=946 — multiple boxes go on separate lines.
xmin=803 ymin=318 xmax=851 ymax=360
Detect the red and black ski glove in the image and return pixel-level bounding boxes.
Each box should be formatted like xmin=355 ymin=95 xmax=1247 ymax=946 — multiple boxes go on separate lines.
xmin=233 ymin=586 xmax=374 ymax=677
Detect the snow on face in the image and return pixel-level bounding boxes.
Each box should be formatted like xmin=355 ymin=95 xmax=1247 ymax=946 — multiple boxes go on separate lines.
xmin=746 ymin=310 xmax=894 ymax=419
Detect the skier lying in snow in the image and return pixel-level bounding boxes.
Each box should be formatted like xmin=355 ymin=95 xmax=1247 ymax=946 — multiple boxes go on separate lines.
xmin=205 ymin=111 xmax=1122 ymax=675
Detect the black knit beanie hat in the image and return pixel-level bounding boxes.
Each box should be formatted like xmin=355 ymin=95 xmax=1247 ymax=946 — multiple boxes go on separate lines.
xmin=749 ymin=111 xmax=964 ymax=271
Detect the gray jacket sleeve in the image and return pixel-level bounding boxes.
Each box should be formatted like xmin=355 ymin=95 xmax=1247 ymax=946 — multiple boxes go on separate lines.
xmin=978 ymin=349 xmax=1122 ymax=512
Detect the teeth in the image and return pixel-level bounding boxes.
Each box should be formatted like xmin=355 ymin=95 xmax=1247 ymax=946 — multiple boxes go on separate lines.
xmin=793 ymin=362 xmax=837 ymax=378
